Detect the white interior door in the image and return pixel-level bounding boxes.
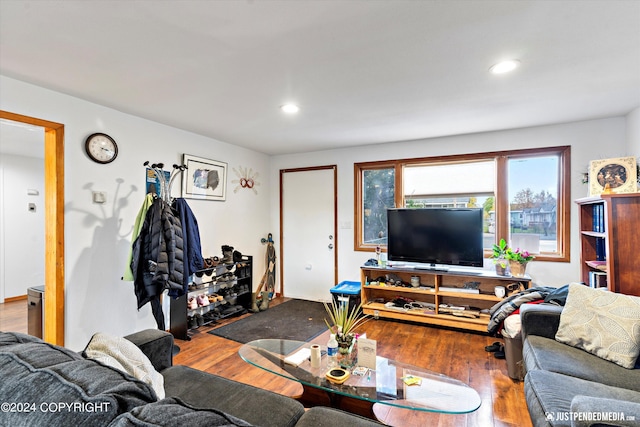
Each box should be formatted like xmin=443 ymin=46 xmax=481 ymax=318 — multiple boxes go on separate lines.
xmin=281 ymin=166 xmax=336 ymax=302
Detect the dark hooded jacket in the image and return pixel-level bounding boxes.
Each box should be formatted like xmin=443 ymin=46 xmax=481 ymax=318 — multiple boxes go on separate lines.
xmin=131 ymin=197 xmax=184 ymax=329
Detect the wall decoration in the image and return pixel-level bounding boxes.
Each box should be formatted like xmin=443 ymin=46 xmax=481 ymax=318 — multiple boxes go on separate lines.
xmin=231 ymin=166 xmax=261 ymax=195
xmin=182 ymin=154 xmax=227 ymax=201
xmin=588 ymin=156 xmax=637 ymax=196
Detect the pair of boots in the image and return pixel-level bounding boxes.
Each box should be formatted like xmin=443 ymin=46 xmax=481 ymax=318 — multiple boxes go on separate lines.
xmin=221 ymin=245 xmax=234 ymax=264
xmin=250 ymin=291 xmax=270 ymax=312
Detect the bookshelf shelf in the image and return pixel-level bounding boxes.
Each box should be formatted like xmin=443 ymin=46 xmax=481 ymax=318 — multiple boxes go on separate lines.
xmin=575 ymin=193 xmax=640 ymax=295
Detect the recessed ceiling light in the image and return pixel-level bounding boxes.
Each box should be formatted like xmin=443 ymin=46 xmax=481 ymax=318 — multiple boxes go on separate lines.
xmin=489 ymin=60 xmax=521 ymax=74
xmin=280 ymin=104 xmax=300 ymax=114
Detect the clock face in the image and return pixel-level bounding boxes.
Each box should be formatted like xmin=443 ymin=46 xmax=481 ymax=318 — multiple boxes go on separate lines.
xmin=85 ymin=133 xmax=118 ymax=164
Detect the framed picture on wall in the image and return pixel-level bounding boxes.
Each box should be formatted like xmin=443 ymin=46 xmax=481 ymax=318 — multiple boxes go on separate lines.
xmin=588 ymin=156 xmax=637 ymax=196
xmin=181 ymin=154 xmax=227 ymax=201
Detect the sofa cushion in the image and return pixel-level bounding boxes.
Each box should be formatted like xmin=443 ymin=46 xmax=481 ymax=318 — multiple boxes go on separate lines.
xmin=0 ymin=332 xmax=157 ymax=426
xmin=107 ymin=397 xmax=253 ymax=426
xmin=524 ymin=335 xmax=640 ymax=393
xmin=525 ymin=370 xmax=640 ymax=427
xmin=162 ymin=365 xmax=304 ymax=427
xmin=295 ymin=407 xmax=383 ymax=426
xmin=84 ymin=332 xmax=165 ymax=399
xmin=555 ymin=284 xmax=640 ymax=369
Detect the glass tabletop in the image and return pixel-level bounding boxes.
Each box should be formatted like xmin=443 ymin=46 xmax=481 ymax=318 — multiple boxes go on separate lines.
xmin=238 ymin=339 xmax=481 ymax=414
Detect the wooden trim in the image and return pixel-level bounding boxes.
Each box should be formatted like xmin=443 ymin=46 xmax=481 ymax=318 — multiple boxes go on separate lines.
xmin=280 ymin=165 xmax=338 ymax=295
xmin=332 ymin=165 xmax=338 ymax=286
xmin=4 ymin=295 xmax=27 ymax=302
xmin=0 ymin=110 xmax=65 ymax=346
xmin=495 ymin=156 xmax=509 ymax=245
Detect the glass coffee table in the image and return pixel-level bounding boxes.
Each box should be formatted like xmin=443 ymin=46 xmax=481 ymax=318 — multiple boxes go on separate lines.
xmin=239 ymin=339 xmax=481 ymax=420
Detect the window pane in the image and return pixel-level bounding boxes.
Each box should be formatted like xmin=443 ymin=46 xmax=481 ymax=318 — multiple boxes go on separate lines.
xmin=404 ymin=195 xmax=494 ymax=250
xmin=404 ymin=161 xmax=495 ymax=196
xmin=508 ymin=156 xmax=559 ymax=254
xmin=362 ymin=168 xmax=395 ymax=245
xmin=404 ymin=161 xmax=495 ymax=250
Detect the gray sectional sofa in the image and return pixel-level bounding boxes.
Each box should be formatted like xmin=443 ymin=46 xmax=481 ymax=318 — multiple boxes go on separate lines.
xmin=0 ymin=329 xmax=381 ymax=426
xmin=521 ymin=304 xmax=640 ymax=427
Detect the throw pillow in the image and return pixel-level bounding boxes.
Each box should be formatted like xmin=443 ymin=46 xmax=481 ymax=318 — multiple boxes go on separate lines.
xmin=84 ymin=332 xmax=165 ymax=399
xmin=555 ymin=284 xmax=640 ymax=369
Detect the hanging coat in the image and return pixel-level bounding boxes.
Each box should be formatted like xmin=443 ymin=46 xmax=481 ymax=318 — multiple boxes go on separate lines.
xmin=131 ymin=198 xmax=185 ymax=329
xmin=172 ymin=198 xmax=204 ymax=297
xmin=123 ymin=193 xmax=155 ymax=281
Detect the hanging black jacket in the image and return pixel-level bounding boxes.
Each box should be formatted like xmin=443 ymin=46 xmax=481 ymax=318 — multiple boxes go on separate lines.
xmin=131 ymin=198 xmax=184 ymax=328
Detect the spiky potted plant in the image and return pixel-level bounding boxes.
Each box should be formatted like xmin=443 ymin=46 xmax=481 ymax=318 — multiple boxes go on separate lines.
xmin=323 ymin=301 xmax=370 ymax=367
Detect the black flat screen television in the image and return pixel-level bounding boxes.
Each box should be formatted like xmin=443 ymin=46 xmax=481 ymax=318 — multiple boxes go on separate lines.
xmin=387 ymin=208 xmax=484 ymax=269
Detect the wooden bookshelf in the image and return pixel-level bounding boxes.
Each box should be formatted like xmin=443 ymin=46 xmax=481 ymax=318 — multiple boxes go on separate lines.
xmin=575 ymin=193 xmax=640 ymax=295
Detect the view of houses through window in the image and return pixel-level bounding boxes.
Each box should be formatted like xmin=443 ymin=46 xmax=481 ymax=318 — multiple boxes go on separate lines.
xmin=356 ymin=147 xmax=569 ymax=261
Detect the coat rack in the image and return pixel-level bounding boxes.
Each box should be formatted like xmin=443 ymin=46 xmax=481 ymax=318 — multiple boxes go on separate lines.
xmin=143 ymin=161 xmax=187 ymax=203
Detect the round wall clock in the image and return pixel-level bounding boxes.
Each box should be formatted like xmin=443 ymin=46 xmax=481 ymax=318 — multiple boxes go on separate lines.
xmin=85 ymin=133 xmax=118 ymax=164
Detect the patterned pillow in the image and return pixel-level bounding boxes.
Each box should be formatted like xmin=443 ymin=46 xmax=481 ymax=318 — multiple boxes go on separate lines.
xmin=84 ymin=332 xmax=165 ymax=399
xmin=555 ymin=284 xmax=640 ymax=369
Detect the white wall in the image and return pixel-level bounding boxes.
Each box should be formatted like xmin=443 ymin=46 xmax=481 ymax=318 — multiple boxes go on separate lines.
xmin=270 ymin=117 xmax=628 ymax=289
xmin=0 ymin=154 xmax=45 ymax=299
xmin=1 ymin=75 xmax=271 ymax=350
xmin=627 ymin=107 xmax=640 ymax=157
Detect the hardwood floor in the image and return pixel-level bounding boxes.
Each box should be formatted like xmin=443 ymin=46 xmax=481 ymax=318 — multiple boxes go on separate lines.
xmin=0 ymin=297 xmax=532 ymax=427
xmin=0 ymin=297 xmax=28 ymax=334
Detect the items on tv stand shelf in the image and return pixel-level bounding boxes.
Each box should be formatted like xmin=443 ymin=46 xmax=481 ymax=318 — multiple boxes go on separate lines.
xmin=170 ymin=255 xmax=252 ymax=340
xmin=360 ymin=265 xmax=531 ymax=333
xmin=575 ymin=193 xmax=640 ymax=295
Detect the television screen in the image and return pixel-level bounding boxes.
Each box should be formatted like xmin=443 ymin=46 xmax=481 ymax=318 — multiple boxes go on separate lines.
xmin=387 ymin=208 xmax=484 ymax=268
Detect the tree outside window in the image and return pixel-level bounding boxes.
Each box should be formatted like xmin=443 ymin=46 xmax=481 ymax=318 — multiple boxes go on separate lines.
xmin=362 ymin=168 xmax=394 ymax=245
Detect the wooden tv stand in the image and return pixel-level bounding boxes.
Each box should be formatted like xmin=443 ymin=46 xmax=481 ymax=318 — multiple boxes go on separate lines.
xmin=360 ymin=265 xmax=531 ymax=333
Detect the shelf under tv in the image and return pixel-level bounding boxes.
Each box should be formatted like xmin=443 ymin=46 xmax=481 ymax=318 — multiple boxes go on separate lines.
xmin=361 ymin=265 xmax=531 ymax=333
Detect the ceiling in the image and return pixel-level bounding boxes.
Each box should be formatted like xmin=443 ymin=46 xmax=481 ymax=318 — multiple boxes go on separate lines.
xmin=1 ymin=0 xmax=639 ymax=156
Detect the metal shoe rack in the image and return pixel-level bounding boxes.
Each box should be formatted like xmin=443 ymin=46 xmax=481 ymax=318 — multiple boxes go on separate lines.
xmin=170 ymin=255 xmax=252 ymax=341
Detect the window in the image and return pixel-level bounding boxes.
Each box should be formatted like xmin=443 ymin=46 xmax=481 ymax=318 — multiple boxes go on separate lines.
xmin=356 ymin=163 xmax=395 ymax=246
xmin=508 ymin=155 xmax=559 ymax=255
xmin=354 ymin=146 xmax=570 ymax=262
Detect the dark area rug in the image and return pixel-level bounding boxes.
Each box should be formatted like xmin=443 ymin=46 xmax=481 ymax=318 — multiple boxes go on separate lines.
xmin=208 ymin=299 xmax=328 ymax=344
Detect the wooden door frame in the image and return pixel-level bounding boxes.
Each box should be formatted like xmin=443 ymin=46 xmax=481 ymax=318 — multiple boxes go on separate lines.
xmin=279 ymin=165 xmax=338 ymax=297
xmin=0 ymin=110 xmax=65 ymax=346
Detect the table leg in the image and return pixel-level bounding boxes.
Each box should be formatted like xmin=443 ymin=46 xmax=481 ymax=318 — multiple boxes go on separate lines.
xmin=295 ymin=384 xmax=377 ymax=420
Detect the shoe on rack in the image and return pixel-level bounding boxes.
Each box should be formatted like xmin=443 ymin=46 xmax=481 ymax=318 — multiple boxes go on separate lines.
xmin=188 ymin=297 xmax=198 ymax=310
xmin=188 ymin=315 xmax=198 ymax=329
xmin=197 ymin=294 xmax=210 ymax=307
xmin=221 ymin=245 xmax=234 ymax=264
xmin=196 ymin=313 xmax=205 ymax=327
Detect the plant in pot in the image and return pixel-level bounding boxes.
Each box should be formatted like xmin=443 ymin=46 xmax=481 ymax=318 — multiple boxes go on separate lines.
xmin=491 ymin=238 xmax=510 ymax=276
xmin=323 ymin=301 xmax=370 ymax=368
xmin=505 ymin=247 xmax=535 ymax=278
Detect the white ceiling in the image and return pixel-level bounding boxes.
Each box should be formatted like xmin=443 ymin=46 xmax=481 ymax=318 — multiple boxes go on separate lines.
xmin=1 ymin=0 xmax=639 ymax=156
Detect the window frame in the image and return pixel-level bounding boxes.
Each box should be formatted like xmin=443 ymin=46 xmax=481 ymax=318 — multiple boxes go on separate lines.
xmin=354 ymin=146 xmax=571 ymax=262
